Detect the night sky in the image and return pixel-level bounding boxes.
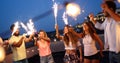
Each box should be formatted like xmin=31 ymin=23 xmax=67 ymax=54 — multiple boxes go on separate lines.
xmin=0 ymin=0 xmax=120 ymax=38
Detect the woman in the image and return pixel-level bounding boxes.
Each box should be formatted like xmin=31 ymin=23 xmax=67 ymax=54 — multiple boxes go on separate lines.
xmin=55 ymin=25 xmax=82 ymax=63
xmin=72 ymin=22 xmax=104 ymax=63
xmin=34 ymin=30 xmax=54 ymax=63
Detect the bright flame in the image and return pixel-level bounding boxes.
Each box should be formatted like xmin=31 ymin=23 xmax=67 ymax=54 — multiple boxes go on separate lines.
xmin=26 ymin=19 xmax=36 ymax=35
xmin=62 ymin=12 xmax=68 ymax=25
xmin=0 ymin=47 xmax=5 ymax=62
xmin=20 ymin=22 xmax=28 ymax=32
xmin=20 ymin=19 xmax=36 ymax=35
xmin=12 ymin=21 xmax=19 ymax=35
xmin=66 ymin=3 xmax=81 ymax=20
xmin=53 ymin=2 xmax=58 ymax=25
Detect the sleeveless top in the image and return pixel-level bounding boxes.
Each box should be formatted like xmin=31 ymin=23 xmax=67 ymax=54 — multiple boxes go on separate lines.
xmin=83 ymin=34 xmax=98 ymax=56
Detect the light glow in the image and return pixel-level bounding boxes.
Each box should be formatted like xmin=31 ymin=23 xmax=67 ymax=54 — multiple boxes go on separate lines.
xmin=62 ymin=12 xmax=68 ymax=25
xmin=53 ymin=2 xmax=58 ymax=25
xmin=66 ymin=3 xmax=81 ymax=20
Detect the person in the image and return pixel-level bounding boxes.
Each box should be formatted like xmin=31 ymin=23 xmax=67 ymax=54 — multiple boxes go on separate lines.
xmin=0 ymin=37 xmax=9 ymax=48
xmin=89 ymin=1 xmax=120 ymax=63
xmin=70 ymin=22 xmax=104 ymax=63
xmin=55 ymin=24 xmax=82 ymax=63
xmin=34 ymin=30 xmax=54 ymax=63
xmin=0 ymin=37 xmax=9 ymax=63
xmin=9 ymin=24 xmax=34 ymax=63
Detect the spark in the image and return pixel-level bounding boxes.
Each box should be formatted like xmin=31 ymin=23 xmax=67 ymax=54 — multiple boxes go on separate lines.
xmin=12 ymin=21 xmax=20 ymax=35
xmin=52 ymin=1 xmax=58 ymax=25
xmin=62 ymin=12 xmax=68 ymax=25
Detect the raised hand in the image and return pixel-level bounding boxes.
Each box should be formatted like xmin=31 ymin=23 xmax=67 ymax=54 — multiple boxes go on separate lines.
xmin=89 ymin=13 xmax=97 ymax=24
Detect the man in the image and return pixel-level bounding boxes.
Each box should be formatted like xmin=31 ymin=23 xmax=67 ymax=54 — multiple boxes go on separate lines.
xmin=89 ymin=1 xmax=120 ymax=63
xmin=9 ymin=24 xmax=34 ymax=63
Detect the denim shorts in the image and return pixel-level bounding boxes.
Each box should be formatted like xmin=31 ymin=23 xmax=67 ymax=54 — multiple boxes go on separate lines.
xmin=40 ymin=54 xmax=54 ymax=63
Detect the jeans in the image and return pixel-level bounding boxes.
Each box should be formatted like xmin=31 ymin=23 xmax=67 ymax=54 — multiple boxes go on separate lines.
xmin=40 ymin=54 xmax=54 ymax=63
xmin=109 ymin=52 xmax=120 ymax=63
xmin=13 ymin=59 xmax=28 ymax=63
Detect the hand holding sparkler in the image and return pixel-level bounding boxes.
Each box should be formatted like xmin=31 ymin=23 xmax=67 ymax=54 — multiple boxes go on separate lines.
xmin=55 ymin=24 xmax=59 ymax=38
xmin=55 ymin=24 xmax=58 ymax=32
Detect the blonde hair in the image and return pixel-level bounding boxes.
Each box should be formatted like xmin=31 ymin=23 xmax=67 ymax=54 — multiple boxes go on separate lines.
xmin=39 ymin=30 xmax=48 ymax=38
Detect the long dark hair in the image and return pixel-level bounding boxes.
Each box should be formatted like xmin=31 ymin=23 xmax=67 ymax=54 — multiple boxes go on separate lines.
xmin=63 ymin=25 xmax=79 ymax=46
xmin=82 ymin=22 xmax=96 ymax=40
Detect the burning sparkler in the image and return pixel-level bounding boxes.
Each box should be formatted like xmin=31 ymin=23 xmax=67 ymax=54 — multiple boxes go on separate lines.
xmin=20 ymin=19 xmax=36 ymax=35
xmin=12 ymin=21 xmax=20 ymax=35
xmin=52 ymin=1 xmax=58 ymax=25
xmin=62 ymin=12 xmax=68 ymax=25
xmin=20 ymin=22 xmax=28 ymax=32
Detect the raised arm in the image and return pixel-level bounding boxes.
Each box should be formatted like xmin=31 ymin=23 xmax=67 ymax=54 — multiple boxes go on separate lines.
xmin=11 ymin=36 xmax=24 ymax=47
xmin=101 ymin=3 xmax=120 ymax=22
xmin=89 ymin=13 xmax=105 ymax=30
xmin=24 ymin=33 xmax=34 ymax=42
xmin=69 ymin=28 xmax=83 ymax=38
xmin=55 ymin=24 xmax=63 ymax=40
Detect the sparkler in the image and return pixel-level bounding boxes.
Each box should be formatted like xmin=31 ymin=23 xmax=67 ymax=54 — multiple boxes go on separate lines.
xmin=20 ymin=19 xmax=36 ymax=35
xmin=62 ymin=12 xmax=68 ymax=25
xmin=52 ymin=1 xmax=58 ymax=25
xmin=12 ymin=21 xmax=20 ymax=35
xmin=20 ymin=22 xmax=28 ymax=32
xmin=26 ymin=19 xmax=36 ymax=35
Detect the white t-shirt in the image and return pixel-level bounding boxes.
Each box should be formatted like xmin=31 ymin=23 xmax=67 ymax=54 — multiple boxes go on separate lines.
xmin=83 ymin=34 xmax=98 ymax=56
xmin=9 ymin=35 xmax=26 ymax=61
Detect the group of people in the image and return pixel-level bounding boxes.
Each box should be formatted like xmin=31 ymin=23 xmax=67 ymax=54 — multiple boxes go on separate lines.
xmin=0 ymin=0 xmax=120 ymax=63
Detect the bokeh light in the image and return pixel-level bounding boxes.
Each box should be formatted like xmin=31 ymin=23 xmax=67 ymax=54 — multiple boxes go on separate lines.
xmin=0 ymin=47 xmax=5 ymax=62
xmin=66 ymin=3 xmax=81 ymax=20
xmin=118 ymin=0 xmax=120 ymax=3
